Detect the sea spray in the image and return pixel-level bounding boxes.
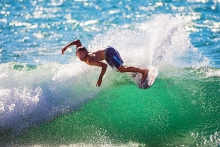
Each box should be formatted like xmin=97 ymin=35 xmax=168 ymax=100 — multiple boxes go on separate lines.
xmin=0 ymin=62 xmax=101 ymax=134
xmin=89 ymin=14 xmax=209 ymax=70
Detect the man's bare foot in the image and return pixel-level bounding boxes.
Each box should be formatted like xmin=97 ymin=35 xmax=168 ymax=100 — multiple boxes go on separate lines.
xmin=141 ymin=69 xmax=148 ymax=84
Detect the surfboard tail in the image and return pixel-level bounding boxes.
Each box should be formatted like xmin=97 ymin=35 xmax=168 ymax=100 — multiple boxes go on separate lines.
xmin=140 ymin=66 xmax=158 ymax=89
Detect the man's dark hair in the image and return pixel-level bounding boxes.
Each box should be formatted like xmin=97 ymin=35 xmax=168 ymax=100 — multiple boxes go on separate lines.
xmin=76 ymin=46 xmax=88 ymax=53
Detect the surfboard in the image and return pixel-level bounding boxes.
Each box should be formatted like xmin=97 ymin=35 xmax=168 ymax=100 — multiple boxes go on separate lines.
xmin=131 ymin=66 xmax=158 ymax=89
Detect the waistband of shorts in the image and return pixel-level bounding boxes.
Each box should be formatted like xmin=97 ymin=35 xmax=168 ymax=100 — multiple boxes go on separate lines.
xmin=105 ymin=46 xmax=114 ymax=52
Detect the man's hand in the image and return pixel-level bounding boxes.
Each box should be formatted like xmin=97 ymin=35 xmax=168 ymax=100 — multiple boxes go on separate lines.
xmin=61 ymin=47 xmax=67 ymax=55
xmin=96 ymin=79 xmax=102 ymax=87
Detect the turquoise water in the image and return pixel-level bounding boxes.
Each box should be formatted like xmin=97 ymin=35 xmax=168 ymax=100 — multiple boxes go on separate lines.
xmin=0 ymin=0 xmax=220 ymax=146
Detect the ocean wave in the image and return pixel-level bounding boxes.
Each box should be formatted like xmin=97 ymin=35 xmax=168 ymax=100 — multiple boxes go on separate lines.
xmin=0 ymin=15 xmax=217 ymax=146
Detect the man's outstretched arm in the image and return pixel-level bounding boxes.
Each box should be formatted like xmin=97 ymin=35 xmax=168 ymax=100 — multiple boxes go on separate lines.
xmin=61 ymin=39 xmax=82 ymax=55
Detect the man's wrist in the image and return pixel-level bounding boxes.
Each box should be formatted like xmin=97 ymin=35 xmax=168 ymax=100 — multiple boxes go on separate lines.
xmin=99 ymin=76 xmax=102 ymax=79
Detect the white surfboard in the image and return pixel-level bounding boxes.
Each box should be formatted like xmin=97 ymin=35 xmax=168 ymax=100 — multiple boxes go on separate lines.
xmin=131 ymin=66 xmax=158 ymax=89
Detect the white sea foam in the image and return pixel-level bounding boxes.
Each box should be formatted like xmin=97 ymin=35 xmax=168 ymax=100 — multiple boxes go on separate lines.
xmin=0 ymin=62 xmax=101 ymax=134
xmin=206 ymin=69 xmax=220 ymax=77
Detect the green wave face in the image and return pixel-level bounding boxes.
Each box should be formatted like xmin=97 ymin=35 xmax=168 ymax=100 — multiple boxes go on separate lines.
xmin=11 ymin=67 xmax=220 ymax=147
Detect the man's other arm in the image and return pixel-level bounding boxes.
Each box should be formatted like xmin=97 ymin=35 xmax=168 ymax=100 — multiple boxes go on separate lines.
xmin=87 ymin=60 xmax=108 ymax=87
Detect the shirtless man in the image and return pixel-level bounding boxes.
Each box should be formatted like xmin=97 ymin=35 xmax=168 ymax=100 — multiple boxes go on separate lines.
xmin=61 ymin=39 xmax=148 ymax=87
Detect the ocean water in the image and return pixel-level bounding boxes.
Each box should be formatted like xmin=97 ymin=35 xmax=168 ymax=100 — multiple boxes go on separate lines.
xmin=0 ymin=0 xmax=220 ymax=146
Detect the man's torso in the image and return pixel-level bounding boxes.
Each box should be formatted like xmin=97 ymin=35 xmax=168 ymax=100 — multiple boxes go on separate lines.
xmin=85 ymin=49 xmax=106 ymax=65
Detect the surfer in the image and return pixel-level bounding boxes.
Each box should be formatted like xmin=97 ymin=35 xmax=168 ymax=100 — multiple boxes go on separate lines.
xmin=61 ymin=39 xmax=148 ymax=87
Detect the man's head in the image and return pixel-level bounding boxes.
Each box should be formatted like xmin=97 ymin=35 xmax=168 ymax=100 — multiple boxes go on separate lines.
xmin=76 ymin=46 xmax=88 ymax=61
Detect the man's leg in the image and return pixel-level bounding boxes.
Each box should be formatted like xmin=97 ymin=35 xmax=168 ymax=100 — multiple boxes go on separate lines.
xmin=117 ymin=65 xmax=148 ymax=83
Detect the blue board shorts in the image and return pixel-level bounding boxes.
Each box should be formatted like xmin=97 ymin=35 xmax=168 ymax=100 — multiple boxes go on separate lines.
xmin=105 ymin=47 xmax=124 ymax=68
